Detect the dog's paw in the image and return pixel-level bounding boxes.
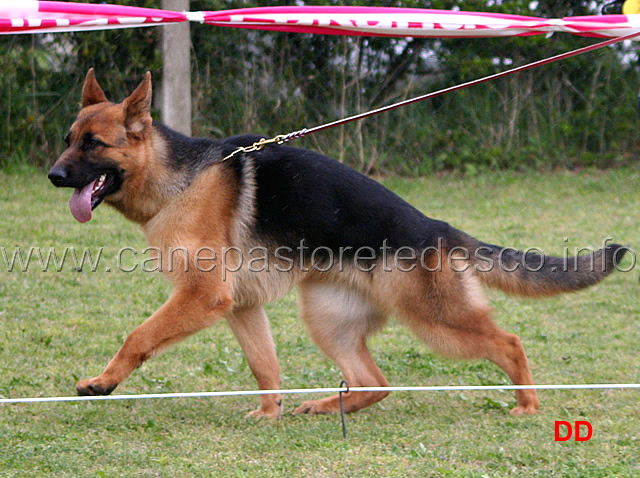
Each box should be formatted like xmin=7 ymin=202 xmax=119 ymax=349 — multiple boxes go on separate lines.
xmin=245 ymin=399 xmax=283 ymax=419
xmin=245 ymin=406 xmax=282 ymax=420
xmin=293 ymin=399 xmax=339 ymax=415
xmin=509 ymin=404 xmax=539 ymax=416
xmin=76 ymin=377 xmax=117 ymax=396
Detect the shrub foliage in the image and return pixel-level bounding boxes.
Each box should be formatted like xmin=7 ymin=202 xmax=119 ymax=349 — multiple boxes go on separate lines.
xmin=1 ymin=0 xmax=638 ymax=173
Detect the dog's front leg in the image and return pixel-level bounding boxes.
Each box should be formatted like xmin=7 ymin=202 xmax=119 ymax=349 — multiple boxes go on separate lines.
xmin=76 ymin=285 xmax=232 ymax=396
xmin=227 ymin=306 xmax=283 ymax=419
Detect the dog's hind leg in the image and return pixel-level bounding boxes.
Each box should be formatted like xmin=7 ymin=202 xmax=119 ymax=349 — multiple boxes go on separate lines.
xmin=293 ymin=283 xmax=390 ymax=415
xmin=76 ymin=285 xmax=232 ymax=396
xmin=227 ymin=306 xmax=283 ymax=419
xmin=401 ymin=314 xmax=539 ymax=416
xmin=394 ymin=269 xmax=539 ymax=416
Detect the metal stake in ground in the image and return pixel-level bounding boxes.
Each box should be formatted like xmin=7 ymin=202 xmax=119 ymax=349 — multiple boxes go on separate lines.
xmin=339 ymin=380 xmax=349 ymax=439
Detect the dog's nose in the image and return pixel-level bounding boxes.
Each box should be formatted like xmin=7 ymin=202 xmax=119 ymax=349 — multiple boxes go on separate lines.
xmin=48 ymin=165 xmax=68 ymax=186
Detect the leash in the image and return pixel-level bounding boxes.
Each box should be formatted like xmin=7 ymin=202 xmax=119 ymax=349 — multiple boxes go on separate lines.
xmin=222 ymin=30 xmax=640 ymax=162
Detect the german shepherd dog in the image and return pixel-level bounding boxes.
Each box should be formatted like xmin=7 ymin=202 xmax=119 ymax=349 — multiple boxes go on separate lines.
xmin=48 ymin=69 xmax=625 ymax=418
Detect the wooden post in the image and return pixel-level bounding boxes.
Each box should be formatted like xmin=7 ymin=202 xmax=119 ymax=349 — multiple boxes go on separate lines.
xmin=160 ymin=0 xmax=191 ymax=136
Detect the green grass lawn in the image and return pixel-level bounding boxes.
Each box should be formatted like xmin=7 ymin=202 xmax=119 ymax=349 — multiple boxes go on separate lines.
xmin=0 ymin=167 xmax=638 ymax=477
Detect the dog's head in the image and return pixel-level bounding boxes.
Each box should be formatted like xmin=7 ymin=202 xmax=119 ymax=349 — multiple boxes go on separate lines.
xmin=49 ymin=69 xmax=153 ymax=223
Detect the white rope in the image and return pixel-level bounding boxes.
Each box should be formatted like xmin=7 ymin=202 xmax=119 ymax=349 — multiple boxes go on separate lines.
xmin=2 ymin=383 xmax=639 ymax=404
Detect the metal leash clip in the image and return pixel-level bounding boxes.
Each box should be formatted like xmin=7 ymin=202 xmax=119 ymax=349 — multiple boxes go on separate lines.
xmin=222 ymin=134 xmax=288 ymax=162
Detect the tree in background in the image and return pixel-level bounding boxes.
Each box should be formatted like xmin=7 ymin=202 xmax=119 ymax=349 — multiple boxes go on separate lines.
xmin=1 ymin=0 xmax=638 ymax=173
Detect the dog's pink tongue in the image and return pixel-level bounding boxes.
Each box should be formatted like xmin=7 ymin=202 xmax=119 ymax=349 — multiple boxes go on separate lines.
xmin=69 ymin=180 xmax=96 ymax=223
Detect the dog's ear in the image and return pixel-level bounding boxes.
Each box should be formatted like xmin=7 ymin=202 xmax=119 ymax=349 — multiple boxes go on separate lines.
xmin=122 ymin=71 xmax=152 ymax=134
xmin=81 ymin=68 xmax=108 ymax=107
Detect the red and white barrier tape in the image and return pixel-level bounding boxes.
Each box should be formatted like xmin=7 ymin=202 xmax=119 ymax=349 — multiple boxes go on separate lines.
xmin=2 ymin=2 xmax=640 ymax=39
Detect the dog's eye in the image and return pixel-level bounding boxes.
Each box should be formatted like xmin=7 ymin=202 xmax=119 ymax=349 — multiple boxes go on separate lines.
xmin=81 ymin=135 xmax=106 ymax=152
xmin=64 ymin=133 xmax=71 ymax=148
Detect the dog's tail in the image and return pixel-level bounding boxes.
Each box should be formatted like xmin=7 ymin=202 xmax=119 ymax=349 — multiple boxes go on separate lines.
xmin=449 ymin=231 xmax=627 ymax=297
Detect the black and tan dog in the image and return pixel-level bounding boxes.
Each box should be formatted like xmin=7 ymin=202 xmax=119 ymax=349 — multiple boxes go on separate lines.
xmin=48 ymin=69 xmax=625 ymax=418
